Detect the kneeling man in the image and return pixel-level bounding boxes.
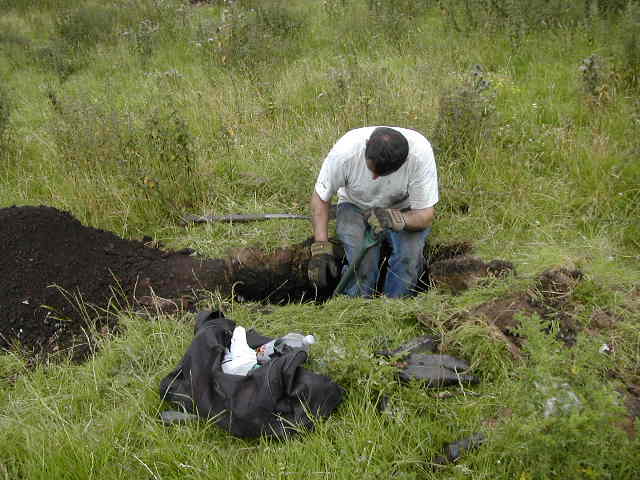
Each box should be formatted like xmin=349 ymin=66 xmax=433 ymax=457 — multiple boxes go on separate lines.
xmin=308 ymin=126 xmax=439 ymax=298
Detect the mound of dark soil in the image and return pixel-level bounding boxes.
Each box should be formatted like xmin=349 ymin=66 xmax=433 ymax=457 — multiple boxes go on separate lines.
xmin=0 ymin=205 xmax=227 ymax=359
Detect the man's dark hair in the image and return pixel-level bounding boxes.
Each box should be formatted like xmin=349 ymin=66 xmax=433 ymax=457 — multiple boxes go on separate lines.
xmin=365 ymin=127 xmax=409 ymax=176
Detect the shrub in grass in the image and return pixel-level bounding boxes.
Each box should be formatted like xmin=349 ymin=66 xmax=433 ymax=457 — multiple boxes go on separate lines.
xmin=617 ymin=2 xmax=640 ymax=91
xmin=252 ymin=0 xmax=305 ymax=38
xmin=433 ymin=64 xmax=495 ymax=160
xmin=598 ymin=0 xmax=634 ymax=16
xmin=140 ymin=107 xmax=202 ymax=218
xmin=127 ymin=17 xmax=161 ymax=59
xmin=322 ymin=59 xmax=395 ymax=125
xmin=54 ymin=5 xmax=120 ymax=49
xmin=31 ymin=41 xmax=86 ymax=80
xmin=198 ymin=0 xmax=306 ymax=69
xmin=51 ymin=96 xmax=138 ymax=175
xmin=444 ymin=0 xmax=595 ymax=37
xmin=365 ymin=0 xmax=430 ymax=43
xmin=579 ymin=54 xmax=614 ymax=104
xmin=321 ymin=0 xmax=350 ymax=17
xmin=49 ymin=92 xmax=204 ymax=226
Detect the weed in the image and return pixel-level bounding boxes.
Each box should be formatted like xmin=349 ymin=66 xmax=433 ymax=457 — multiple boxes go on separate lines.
xmin=126 ymin=18 xmax=161 ymax=58
xmin=598 ymin=0 xmax=633 ymax=16
xmin=55 ymin=5 xmax=120 ymax=49
xmin=572 ymin=277 xmax=617 ymax=307
xmin=139 ymin=107 xmax=202 ymax=219
xmin=322 ymin=0 xmax=350 ymax=17
xmin=443 ymin=0 xmax=593 ymax=39
xmin=366 ymin=0 xmax=430 ymax=43
xmin=145 ymin=108 xmax=194 ymax=181
xmin=51 ymin=96 xmax=138 ymax=175
xmin=31 ymin=41 xmax=85 ymax=80
xmin=433 ymin=64 xmax=495 ymax=159
xmin=617 ymin=2 xmax=640 ymax=90
xmin=579 ymin=54 xmax=614 ymax=105
xmin=198 ymin=0 xmax=305 ymax=69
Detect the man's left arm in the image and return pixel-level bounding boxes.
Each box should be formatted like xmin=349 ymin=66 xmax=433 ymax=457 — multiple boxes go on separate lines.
xmin=403 ymin=138 xmax=438 ymax=231
xmin=374 ymin=206 xmax=435 ymax=232
xmin=402 ymin=207 xmax=435 ymax=231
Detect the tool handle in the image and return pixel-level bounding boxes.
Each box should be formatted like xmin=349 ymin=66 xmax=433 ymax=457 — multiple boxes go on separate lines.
xmin=332 ymin=229 xmax=380 ymax=296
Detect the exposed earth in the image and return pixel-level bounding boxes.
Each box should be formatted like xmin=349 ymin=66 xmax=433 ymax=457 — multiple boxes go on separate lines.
xmin=0 ymin=205 xmax=479 ymax=360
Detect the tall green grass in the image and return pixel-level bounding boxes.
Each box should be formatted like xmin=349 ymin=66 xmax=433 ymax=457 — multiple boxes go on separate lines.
xmin=1 ymin=295 xmax=638 ymax=478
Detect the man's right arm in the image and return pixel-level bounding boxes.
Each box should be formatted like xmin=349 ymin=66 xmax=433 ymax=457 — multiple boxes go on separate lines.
xmin=308 ymin=191 xmax=338 ymax=288
xmin=310 ymin=191 xmax=330 ymax=242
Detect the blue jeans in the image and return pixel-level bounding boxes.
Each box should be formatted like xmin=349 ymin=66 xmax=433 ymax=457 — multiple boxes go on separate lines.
xmin=336 ymin=203 xmax=430 ymax=298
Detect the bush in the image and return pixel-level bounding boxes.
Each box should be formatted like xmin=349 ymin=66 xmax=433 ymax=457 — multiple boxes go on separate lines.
xmin=366 ymin=0 xmax=431 ymax=42
xmin=617 ymin=2 xmax=640 ymax=90
xmin=49 ymin=93 xmax=204 ymax=226
xmin=144 ymin=108 xmax=194 ymax=185
xmin=55 ymin=6 xmax=120 ymax=49
xmin=432 ymin=64 xmax=495 ymax=159
xmin=579 ymin=54 xmax=614 ymax=105
xmin=136 ymin=107 xmax=202 ymax=220
xmin=31 ymin=41 xmax=86 ymax=80
xmin=198 ymin=0 xmax=305 ymax=69
xmin=51 ymin=95 xmax=139 ymax=175
xmin=443 ymin=0 xmax=592 ymax=37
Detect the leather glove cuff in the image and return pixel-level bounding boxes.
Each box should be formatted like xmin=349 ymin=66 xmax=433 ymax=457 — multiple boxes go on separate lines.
xmin=311 ymin=241 xmax=333 ymax=256
xmin=387 ymin=209 xmax=406 ymax=231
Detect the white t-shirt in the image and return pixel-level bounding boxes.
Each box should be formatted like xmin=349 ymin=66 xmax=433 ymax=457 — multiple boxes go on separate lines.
xmin=314 ymin=127 xmax=439 ymax=210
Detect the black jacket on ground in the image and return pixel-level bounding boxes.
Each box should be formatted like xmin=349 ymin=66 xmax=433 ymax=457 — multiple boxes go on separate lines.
xmin=159 ymin=310 xmax=343 ymax=439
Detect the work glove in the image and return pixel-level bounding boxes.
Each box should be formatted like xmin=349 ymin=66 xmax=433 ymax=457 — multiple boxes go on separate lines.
xmin=374 ymin=208 xmax=406 ymax=232
xmin=308 ymin=241 xmax=338 ymax=288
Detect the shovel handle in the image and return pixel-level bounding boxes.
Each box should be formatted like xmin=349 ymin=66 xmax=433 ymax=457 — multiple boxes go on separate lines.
xmin=333 ymin=228 xmax=380 ymax=296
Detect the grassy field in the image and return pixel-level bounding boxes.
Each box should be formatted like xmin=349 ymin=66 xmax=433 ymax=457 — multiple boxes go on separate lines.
xmin=1 ymin=0 xmax=640 ymax=478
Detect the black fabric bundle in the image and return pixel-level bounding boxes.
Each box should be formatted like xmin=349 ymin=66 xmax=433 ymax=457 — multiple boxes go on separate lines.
xmin=159 ymin=310 xmax=344 ymax=439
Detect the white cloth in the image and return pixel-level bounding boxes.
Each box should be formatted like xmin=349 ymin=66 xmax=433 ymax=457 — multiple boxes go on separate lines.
xmin=221 ymin=327 xmax=258 ymax=376
xmin=314 ymin=127 xmax=438 ymax=210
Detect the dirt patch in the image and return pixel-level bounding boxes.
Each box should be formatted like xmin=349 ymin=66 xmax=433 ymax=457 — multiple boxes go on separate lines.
xmin=429 ymin=255 xmax=514 ymax=294
xmin=1 ymin=206 xmax=510 ymax=362
xmin=417 ymin=266 xmax=585 ymax=352
xmin=589 ymin=309 xmax=620 ymax=330
xmin=464 ymin=267 xmax=583 ymax=347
